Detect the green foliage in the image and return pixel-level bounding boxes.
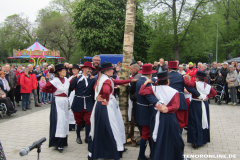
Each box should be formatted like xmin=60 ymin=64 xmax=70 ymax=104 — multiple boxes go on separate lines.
xmin=73 ymin=0 xmax=126 ymax=56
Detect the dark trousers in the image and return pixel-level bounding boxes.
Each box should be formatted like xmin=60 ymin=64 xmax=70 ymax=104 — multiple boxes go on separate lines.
xmin=224 ymin=83 xmax=229 ymax=102
xmin=37 ymin=85 xmax=40 ymax=103
xmin=15 ymin=85 xmax=21 ymax=103
xmin=0 ymin=97 xmax=14 ymax=113
xmin=22 ymin=93 xmax=30 ymax=109
xmin=7 ymin=88 xmax=15 ymax=108
xmin=114 ymin=88 xmax=119 ymax=97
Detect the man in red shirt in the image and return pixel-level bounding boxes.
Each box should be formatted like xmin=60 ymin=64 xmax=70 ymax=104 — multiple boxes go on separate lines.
xmin=186 ymin=62 xmax=197 ymax=81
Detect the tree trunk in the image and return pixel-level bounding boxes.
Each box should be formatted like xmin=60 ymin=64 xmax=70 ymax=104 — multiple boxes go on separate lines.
xmin=172 ymin=0 xmax=179 ymax=60
xmin=119 ymin=0 xmax=137 ymax=139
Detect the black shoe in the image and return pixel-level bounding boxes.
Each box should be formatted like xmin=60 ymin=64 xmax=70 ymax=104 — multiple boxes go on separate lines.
xmin=76 ymin=138 xmax=82 ymax=144
xmin=88 ymin=155 xmax=93 ymax=160
xmin=85 ymin=139 xmax=88 ymax=143
xmin=192 ymin=143 xmax=198 ymax=149
xmin=12 ymin=109 xmax=17 ymax=113
xmin=138 ymin=158 xmax=150 ymax=160
xmin=57 ymin=147 xmax=63 ymax=153
xmin=35 ymin=104 xmax=41 ymax=107
xmin=7 ymin=112 xmax=12 ymax=116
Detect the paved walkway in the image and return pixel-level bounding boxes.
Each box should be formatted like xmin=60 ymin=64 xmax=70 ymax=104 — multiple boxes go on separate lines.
xmin=0 ymin=103 xmax=240 ymax=160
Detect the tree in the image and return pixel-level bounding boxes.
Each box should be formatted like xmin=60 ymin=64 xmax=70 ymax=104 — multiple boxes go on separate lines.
xmin=36 ymin=4 xmax=78 ymax=62
xmin=146 ymin=0 xmax=213 ymax=60
xmin=0 ymin=13 xmax=33 ymax=63
xmin=73 ymin=0 xmax=126 ymax=56
xmin=119 ymin=0 xmax=137 ymax=139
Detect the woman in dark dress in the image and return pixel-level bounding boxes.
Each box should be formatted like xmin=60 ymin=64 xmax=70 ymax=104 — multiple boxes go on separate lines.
xmin=42 ymin=64 xmax=77 ymax=152
xmin=183 ymin=71 xmax=217 ymax=149
xmin=88 ymin=62 xmax=136 ymax=160
xmin=138 ymin=71 xmax=184 ymax=160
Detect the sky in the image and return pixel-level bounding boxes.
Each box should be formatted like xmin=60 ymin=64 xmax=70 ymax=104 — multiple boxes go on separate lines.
xmin=0 ymin=0 xmax=52 ymax=23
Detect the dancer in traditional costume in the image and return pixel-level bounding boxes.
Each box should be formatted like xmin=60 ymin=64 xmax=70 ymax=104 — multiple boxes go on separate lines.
xmin=138 ymin=71 xmax=184 ymax=160
xmin=69 ymin=62 xmax=96 ymax=144
xmin=68 ymin=64 xmax=81 ymax=131
xmin=88 ymin=62 xmax=135 ymax=160
xmin=183 ymin=71 xmax=217 ymax=149
xmin=136 ymin=64 xmax=159 ymax=160
xmin=42 ymin=64 xmax=77 ymax=152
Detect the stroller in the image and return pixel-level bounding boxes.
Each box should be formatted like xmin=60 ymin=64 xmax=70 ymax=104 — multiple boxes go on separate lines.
xmin=212 ymin=82 xmax=226 ymax=105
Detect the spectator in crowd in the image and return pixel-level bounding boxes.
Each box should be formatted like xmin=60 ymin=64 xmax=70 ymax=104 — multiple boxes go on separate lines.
xmin=217 ymin=63 xmax=222 ymax=69
xmin=45 ymin=73 xmax=53 ymax=103
xmin=165 ymin=61 xmax=168 ymax=66
xmin=28 ymin=64 xmax=41 ymax=107
xmin=200 ymin=64 xmax=211 ymax=83
xmin=152 ymin=61 xmax=158 ymax=70
xmin=0 ymin=71 xmax=17 ymax=115
xmin=44 ymin=66 xmax=51 ymax=76
xmin=35 ymin=65 xmax=43 ymax=103
xmin=69 ymin=64 xmax=73 ymax=68
xmin=39 ymin=76 xmax=47 ymax=105
xmin=20 ymin=68 xmax=33 ymax=111
xmin=193 ymin=63 xmax=197 ymax=68
xmin=49 ymin=68 xmax=55 ymax=80
xmin=226 ymin=65 xmax=238 ymax=105
xmin=178 ymin=65 xmax=186 ymax=75
xmin=219 ymin=62 xmax=229 ymax=103
xmin=186 ymin=62 xmax=197 ymax=81
xmin=41 ymin=63 xmax=48 ymax=70
xmin=4 ymin=64 xmax=18 ymax=108
xmin=15 ymin=65 xmax=23 ymax=106
xmin=137 ymin=61 xmax=142 ymax=69
xmin=114 ymin=72 xmax=121 ymax=98
xmin=175 ymin=60 xmax=179 ymax=66
xmin=156 ymin=58 xmax=167 ymax=73
xmin=91 ymin=55 xmax=101 ymax=76
xmin=11 ymin=65 xmax=16 ymax=71
xmin=64 ymin=62 xmax=70 ymax=78
xmin=209 ymin=62 xmax=219 ymax=84
xmin=186 ymin=65 xmax=189 ymax=71
xmin=197 ymin=62 xmax=202 ymax=70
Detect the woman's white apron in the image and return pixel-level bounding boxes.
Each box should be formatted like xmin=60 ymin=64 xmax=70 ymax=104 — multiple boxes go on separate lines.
xmin=50 ymin=77 xmax=70 ymax=138
xmin=90 ymin=74 xmax=125 ymax=151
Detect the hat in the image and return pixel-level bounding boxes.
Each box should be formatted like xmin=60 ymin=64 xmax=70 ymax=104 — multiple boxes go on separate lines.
xmin=229 ymin=65 xmax=234 ymax=68
xmin=168 ymin=61 xmax=179 ymax=69
xmin=154 ymin=71 xmax=170 ymax=85
xmin=101 ymin=62 xmax=113 ymax=72
xmin=189 ymin=62 xmax=193 ymax=65
xmin=138 ymin=64 xmax=157 ymax=74
xmin=179 ymin=65 xmax=183 ymax=68
xmin=72 ymin=64 xmax=81 ymax=70
xmin=49 ymin=68 xmax=54 ymax=73
xmin=223 ymin=62 xmax=228 ymax=65
xmin=54 ymin=64 xmax=65 ymax=73
xmin=81 ymin=62 xmax=95 ymax=70
xmin=194 ymin=71 xmax=206 ymax=79
xmin=0 ymin=71 xmax=6 ymax=75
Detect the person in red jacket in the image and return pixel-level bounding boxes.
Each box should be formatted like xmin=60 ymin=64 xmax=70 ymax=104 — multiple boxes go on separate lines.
xmin=15 ymin=65 xmax=24 ymax=106
xmin=20 ymin=68 xmax=33 ymax=111
xmin=28 ymin=64 xmax=41 ymax=107
xmin=186 ymin=62 xmax=197 ymax=81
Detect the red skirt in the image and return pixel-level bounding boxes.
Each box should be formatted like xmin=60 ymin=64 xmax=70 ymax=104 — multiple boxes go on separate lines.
xmin=175 ymin=98 xmax=190 ymax=128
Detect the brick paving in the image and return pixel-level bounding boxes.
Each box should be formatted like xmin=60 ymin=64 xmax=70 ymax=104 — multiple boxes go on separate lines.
xmin=0 ymin=103 xmax=240 ymax=160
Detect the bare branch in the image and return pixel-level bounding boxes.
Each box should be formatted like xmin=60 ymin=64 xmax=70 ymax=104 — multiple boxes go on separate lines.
xmin=177 ymin=0 xmax=185 ymax=26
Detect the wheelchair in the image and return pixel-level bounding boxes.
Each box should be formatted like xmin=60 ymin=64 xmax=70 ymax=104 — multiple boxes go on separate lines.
xmin=0 ymin=103 xmax=7 ymax=118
